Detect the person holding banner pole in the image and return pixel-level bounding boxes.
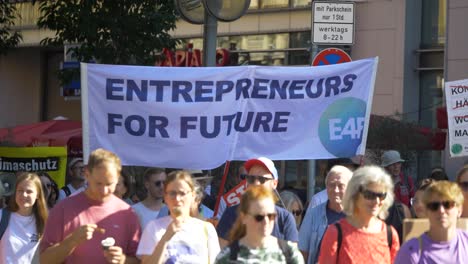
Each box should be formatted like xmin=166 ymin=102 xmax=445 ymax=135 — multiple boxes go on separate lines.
xmin=216 ymin=157 xmax=298 ymax=248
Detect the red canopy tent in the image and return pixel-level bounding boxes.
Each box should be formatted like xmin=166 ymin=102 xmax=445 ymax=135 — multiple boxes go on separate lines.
xmin=0 ymin=120 xmax=83 ymax=157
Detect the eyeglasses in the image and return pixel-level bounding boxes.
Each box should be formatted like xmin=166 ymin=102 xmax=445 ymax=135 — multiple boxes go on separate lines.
xmin=154 ymin=181 xmax=164 ymax=187
xmin=73 ymin=166 xmax=85 ymax=171
xmin=166 ymin=190 xmax=190 ymax=199
xmin=426 ymin=201 xmax=456 ymax=211
xmin=240 ymin=174 xmax=273 ymax=184
xmin=359 ymin=187 xmax=387 ymax=200
xmin=248 ymin=212 xmax=277 ymax=222
xmin=458 ymin=182 xmax=468 ymax=192
xmin=292 ymin=210 xmax=303 ymax=216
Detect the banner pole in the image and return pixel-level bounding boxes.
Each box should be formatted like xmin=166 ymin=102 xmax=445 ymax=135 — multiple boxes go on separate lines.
xmin=213 ymin=160 xmax=230 ymax=218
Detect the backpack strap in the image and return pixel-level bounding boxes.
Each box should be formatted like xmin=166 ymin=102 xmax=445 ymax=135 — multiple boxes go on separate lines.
xmin=335 ymin=222 xmax=343 ymax=260
xmin=386 ymin=224 xmax=392 ymax=249
xmin=0 ymin=209 xmax=11 ymax=240
xmin=61 ymin=185 xmax=71 ymax=197
xmin=229 ymin=240 xmax=240 ymax=260
xmin=277 ymin=239 xmax=292 ymax=263
xmin=418 ymin=235 xmax=423 ymax=256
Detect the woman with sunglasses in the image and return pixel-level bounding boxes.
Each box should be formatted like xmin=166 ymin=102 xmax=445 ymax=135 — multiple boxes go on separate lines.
xmin=137 ymin=170 xmax=220 ymax=264
xmin=410 ymin=178 xmax=435 ymax=218
xmin=395 ymin=181 xmax=468 ymax=263
xmin=215 ymin=185 xmax=304 ymax=263
xmin=37 ymin=171 xmax=59 ymax=209
xmin=456 ymin=165 xmax=468 ymax=218
xmin=279 ymin=190 xmax=304 ymax=229
xmin=319 ymin=165 xmax=399 ymax=263
xmin=0 ymin=172 xmax=48 ymax=263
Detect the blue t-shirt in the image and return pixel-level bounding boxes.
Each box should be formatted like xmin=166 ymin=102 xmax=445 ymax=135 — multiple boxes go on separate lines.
xmin=326 ymin=203 xmax=346 ymax=225
xmin=216 ymin=204 xmax=298 ymax=242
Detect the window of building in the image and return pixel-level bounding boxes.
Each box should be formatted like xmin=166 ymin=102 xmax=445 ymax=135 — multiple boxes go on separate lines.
xmin=260 ymin=0 xmax=289 ymax=9
xmin=421 ymin=0 xmax=446 ymax=47
xmin=292 ymin=0 xmax=311 ymax=8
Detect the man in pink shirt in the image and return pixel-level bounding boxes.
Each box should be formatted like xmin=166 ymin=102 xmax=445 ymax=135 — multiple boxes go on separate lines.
xmin=40 ymin=148 xmax=141 ymax=263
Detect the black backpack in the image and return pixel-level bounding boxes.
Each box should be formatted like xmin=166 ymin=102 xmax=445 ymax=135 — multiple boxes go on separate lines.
xmin=61 ymin=185 xmax=72 ymax=197
xmin=229 ymin=238 xmax=293 ymax=262
xmin=0 ymin=209 xmax=11 ymax=240
xmin=385 ymin=202 xmax=405 ymax=243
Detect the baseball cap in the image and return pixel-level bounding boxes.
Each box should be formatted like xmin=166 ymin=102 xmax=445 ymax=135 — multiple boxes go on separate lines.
xmin=381 ymin=150 xmax=405 ymax=167
xmin=68 ymin=157 xmax=84 ymax=169
xmin=244 ymin=157 xmax=278 ymax=180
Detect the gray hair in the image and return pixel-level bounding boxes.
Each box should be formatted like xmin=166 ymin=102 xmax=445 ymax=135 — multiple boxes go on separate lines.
xmin=279 ymin=190 xmax=303 ymax=212
xmin=325 ymin=165 xmax=353 ymax=185
xmin=342 ymin=165 xmax=394 ymax=218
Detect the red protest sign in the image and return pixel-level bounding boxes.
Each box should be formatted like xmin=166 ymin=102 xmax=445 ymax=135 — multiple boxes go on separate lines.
xmin=223 ymin=180 xmax=247 ymax=207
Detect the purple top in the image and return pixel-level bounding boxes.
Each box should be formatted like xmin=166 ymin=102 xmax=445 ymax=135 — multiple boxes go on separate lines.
xmin=395 ymin=229 xmax=468 ymax=264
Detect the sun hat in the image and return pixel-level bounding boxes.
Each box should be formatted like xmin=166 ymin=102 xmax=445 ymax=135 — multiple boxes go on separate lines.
xmin=244 ymin=157 xmax=278 ymax=180
xmin=381 ymin=150 xmax=405 ymax=167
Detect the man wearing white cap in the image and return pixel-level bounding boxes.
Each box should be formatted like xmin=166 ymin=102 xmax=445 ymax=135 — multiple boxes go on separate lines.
xmin=381 ymin=150 xmax=415 ymax=207
xmin=216 ymin=157 xmax=298 ymax=248
xmin=58 ymin=157 xmax=86 ymax=201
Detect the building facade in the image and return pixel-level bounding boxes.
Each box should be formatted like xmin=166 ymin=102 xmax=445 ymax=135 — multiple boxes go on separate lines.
xmin=0 ymin=0 xmax=467 ymax=197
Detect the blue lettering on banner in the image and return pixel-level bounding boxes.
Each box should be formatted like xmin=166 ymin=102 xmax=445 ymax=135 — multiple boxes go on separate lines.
xmin=104 ymin=74 xmax=357 ymax=103
xmin=179 ymin=112 xmax=291 ymax=138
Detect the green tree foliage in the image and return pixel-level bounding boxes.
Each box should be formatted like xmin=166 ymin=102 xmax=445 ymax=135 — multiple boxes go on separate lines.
xmin=37 ymin=0 xmax=179 ymax=65
xmin=0 ymin=1 xmax=22 ymax=56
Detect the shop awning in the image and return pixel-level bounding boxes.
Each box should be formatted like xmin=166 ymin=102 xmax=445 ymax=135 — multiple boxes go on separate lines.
xmin=0 ymin=120 xmax=82 ymax=156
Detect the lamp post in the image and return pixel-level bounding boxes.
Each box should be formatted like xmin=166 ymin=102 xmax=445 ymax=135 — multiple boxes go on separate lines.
xmin=175 ymin=0 xmax=251 ymax=66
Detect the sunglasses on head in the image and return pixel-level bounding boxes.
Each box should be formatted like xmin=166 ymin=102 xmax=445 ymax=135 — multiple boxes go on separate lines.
xmin=359 ymin=187 xmax=387 ymax=200
xmin=240 ymin=174 xmax=273 ymax=184
xmin=426 ymin=200 xmax=456 ymax=211
xmin=458 ymin=182 xmax=468 ymax=192
xmin=292 ymin=210 xmax=303 ymax=216
xmin=154 ymin=180 xmax=164 ymax=187
xmin=249 ymin=212 xmax=277 ymax=222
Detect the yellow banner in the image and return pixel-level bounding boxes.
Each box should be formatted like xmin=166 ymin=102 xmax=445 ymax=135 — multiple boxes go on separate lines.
xmin=0 ymin=146 xmax=68 ymax=188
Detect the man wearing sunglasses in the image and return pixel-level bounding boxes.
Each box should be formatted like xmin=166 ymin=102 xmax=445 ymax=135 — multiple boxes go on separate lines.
xmin=298 ymin=165 xmax=352 ymax=264
xmin=131 ymin=168 xmax=166 ymax=229
xmin=216 ymin=157 xmax=298 ymax=248
xmin=58 ymin=157 xmax=86 ymax=201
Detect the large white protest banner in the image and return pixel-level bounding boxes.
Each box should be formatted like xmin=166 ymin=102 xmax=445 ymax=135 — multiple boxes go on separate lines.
xmin=81 ymin=58 xmax=378 ymax=169
xmin=445 ymin=78 xmax=468 ymax=157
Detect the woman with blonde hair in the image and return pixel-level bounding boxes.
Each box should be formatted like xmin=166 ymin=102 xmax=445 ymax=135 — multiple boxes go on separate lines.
xmin=215 ymin=185 xmax=303 ymax=263
xmin=137 ymin=170 xmax=220 ymax=264
xmin=319 ymin=165 xmax=400 ymax=263
xmin=395 ymin=181 xmax=468 ymax=263
xmin=0 ymin=172 xmax=48 ymax=263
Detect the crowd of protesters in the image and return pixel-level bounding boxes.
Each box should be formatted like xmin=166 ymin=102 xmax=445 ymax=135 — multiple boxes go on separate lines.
xmin=1 ymin=149 xmax=468 ymax=263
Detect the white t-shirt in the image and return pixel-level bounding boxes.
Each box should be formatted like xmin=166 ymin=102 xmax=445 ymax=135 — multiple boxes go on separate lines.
xmin=137 ymin=216 xmax=220 ymax=263
xmin=0 ymin=210 xmax=40 ymax=264
xmin=131 ymin=202 xmax=160 ymax=229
